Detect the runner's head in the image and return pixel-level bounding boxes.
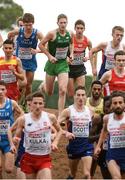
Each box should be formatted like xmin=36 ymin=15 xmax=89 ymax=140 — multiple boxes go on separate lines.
xmin=112 ymin=26 xmax=124 ymax=44
xmin=23 ymin=13 xmax=34 ymax=32
xmin=31 ymin=91 xmax=45 ymax=115
xmin=74 ymin=86 xmax=86 ymax=106
xmin=74 ymin=19 xmax=85 ymax=36
xmin=57 ymin=14 xmax=68 ymax=31
xmin=111 ymin=91 xmax=125 ymax=115
xmin=114 ymin=50 xmax=125 ymax=69
xmin=3 ymin=39 xmax=14 ymax=57
xmin=0 ymin=80 xmax=7 ymax=99
xmin=91 ymin=80 xmax=103 ymax=100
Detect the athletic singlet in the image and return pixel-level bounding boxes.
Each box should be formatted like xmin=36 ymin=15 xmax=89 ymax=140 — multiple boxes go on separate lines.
xmin=103 ymin=41 xmax=124 ymax=70
xmin=0 ymin=98 xmax=14 ymax=141
xmin=0 ymin=56 xmax=20 ymax=101
xmin=86 ymin=97 xmax=103 ymax=114
xmin=98 ymin=41 xmax=124 ymax=78
xmin=72 ymin=35 xmax=89 ymax=65
xmin=16 ymin=27 xmax=38 ymax=60
xmin=107 ymin=113 xmax=125 ymax=160
xmin=16 ymin=27 xmax=38 ymax=71
xmin=48 ymin=31 xmax=71 ymax=61
xmin=24 ymin=112 xmax=51 ymax=155
xmin=67 ymin=105 xmax=93 ymax=154
xmin=105 ymin=69 xmax=125 ymax=95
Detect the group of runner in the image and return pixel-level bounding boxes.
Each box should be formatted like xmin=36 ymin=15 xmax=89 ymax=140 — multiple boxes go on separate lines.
xmin=0 ymin=12 xmax=125 ymax=179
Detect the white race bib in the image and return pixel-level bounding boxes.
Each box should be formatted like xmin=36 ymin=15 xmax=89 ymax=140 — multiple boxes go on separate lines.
xmin=1 ymin=70 xmax=16 ymax=83
xmin=18 ymin=48 xmax=32 ymax=59
xmin=55 ymin=47 xmax=68 ymax=60
xmin=0 ymin=120 xmax=10 ymax=134
xmin=72 ymin=120 xmax=89 ymax=137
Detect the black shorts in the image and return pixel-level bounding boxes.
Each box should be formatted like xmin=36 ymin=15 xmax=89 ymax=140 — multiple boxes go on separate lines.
xmin=69 ymin=64 xmax=87 ymax=78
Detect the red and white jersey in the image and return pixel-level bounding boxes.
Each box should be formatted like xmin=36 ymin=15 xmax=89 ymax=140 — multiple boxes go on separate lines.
xmin=105 ymin=69 xmax=125 ymax=95
xmin=72 ymin=35 xmax=89 ymax=65
xmin=24 ymin=112 xmax=51 ymax=155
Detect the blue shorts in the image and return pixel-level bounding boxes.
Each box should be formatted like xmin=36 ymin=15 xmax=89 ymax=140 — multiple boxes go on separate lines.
xmin=21 ymin=58 xmax=37 ymax=72
xmin=0 ymin=140 xmax=11 ymax=153
xmin=67 ymin=149 xmax=93 ymax=159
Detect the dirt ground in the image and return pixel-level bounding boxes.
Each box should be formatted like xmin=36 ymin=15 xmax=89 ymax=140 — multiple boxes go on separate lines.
xmin=2 ymin=108 xmax=102 ymax=179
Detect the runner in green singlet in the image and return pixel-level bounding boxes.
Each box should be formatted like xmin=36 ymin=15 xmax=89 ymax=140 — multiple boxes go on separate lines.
xmin=38 ymin=14 xmax=74 ymax=116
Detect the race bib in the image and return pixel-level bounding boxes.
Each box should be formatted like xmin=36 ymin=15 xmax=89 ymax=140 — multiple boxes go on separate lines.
xmin=72 ymin=120 xmax=89 ymax=137
xmin=1 ymin=70 xmax=16 ymax=83
xmin=26 ymin=129 xmax=51 ymax=154
xmin=55 ymin=47 xmax=68 ymax=60
xmin=110 ymin=130 xmax=125 ymax=148
xmin=18 ymin=48 xmax=32 ymax=60
xmin=105 ymin=59 xmax=115 ymax=70
xmin=72 ymin=53 xmax=85 ymax=65
xmin=0 ymin=120 xmax=10 ymax=134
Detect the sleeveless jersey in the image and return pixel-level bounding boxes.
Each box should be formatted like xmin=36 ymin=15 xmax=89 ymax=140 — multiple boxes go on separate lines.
xmin=67 ymin=105 xmax=93 ymax=154
xmin=0 ymin=98 xmax=14 ymax=141
xmin=86 ymin=97 xmax=103 ymax=114
xmin=98 ymin=41 xmax=124 ymax=78
xmin=24 ymin=112 xmax=51 ymax=155
xmin=48 ymin=31 xmax=71 ymax=61
xmin=16 ymin=27 xmax=38 ymax=71
xmin=107 ymin=113 xmax=125 ymax=160
xmin=105 ymin=69 xmax=125 ymax=95
xmin=0 ymin=56 xmax=20 ymax=101
xmin=72 ymin=35 xmax=89 ymax=65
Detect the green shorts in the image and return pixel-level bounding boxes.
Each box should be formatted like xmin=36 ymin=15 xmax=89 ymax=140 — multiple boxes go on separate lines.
xmin=44 ymin=60 xmax=69 ymax=76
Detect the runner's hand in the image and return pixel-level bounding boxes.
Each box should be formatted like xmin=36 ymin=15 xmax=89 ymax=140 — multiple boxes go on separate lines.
xmin=10 ymin=144 xmax=17 ymax=154
xmin=49 ymin=55 xmax=57 ymax=63
xmin=94 ymin=146 xmax=101 ymax=159
xmin=51 ymin=142 xmax=58 ymax=151
xmin=65 ymin=132 xmax=75 ymax=140
xmin=83 ymin=56 xmax=89 ymax=62
xmin=30 ymin=48 xmax=37 ymax=54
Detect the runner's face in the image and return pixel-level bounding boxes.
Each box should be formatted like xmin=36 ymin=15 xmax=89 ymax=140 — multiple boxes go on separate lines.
xmin=111 ymin=96 xmax=125 ymax=115
xmin=18 ymin=20 xmax=23 ymax=27
xmin=74 ymin=89 xmax=86 ymax=106
xmin=115 ymin=55 xmax=125 ymax=69
xmin=57 ymin=18 xmax=67 ymax=31
xmin=31 ymin=97 xmax=44 ymax=114
xmin=26 ymin=100 xmax=32 ymax=112
xmin=104 ymin=100 xmax=111 ymax=114
xmin=112 ymin=30 xmax=124 ymax=44
xmin=75 ymin=24 xmax=85 ymax=36
xmin=3 ymin=44 xmax=14 ymax=58
xmin=91 ymin=84 xmax=102 ymax=100
xmin=0 ymin=85 xmax=6 ymax=98
xmin=23 ymin=22 xmax=33 ymax=32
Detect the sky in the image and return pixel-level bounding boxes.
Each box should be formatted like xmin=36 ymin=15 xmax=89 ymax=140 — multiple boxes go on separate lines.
xmin=2 ymin=0 xmax=125 ymax=80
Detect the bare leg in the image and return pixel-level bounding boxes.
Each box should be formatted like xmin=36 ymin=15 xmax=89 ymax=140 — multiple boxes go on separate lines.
xmin=68 ymin=159 xmax=80 ymax=178
xmin=37 ymin=168 xmax=52 ymax=179
xmin=81 ymin=156 xmax=92 ymax=179
xmin=26 ymin=173 xmax=36 ymax=179
xmin=25 ymin=71 xmax=34 ymax=96
xmin=58 ymin=73 xmax=68 ymax=116
xmin=45 ymin=73 xmax=56 ymax=96
xmin=67 ymin=78 xmax=75 ymax=97
xmin=4 ymin=152 xmax=15 ymax=174
xmin=16 ymin=167 xmax=26 ymax=179
xmin=76 ymin=75 xmax=85 ymax=87
xmin=107 ymin=160 xmax=121 ymax=179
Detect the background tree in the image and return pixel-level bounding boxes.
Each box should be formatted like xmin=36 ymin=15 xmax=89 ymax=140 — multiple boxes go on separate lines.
xmin=0 ymin=0 xmax=23 ymax=31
